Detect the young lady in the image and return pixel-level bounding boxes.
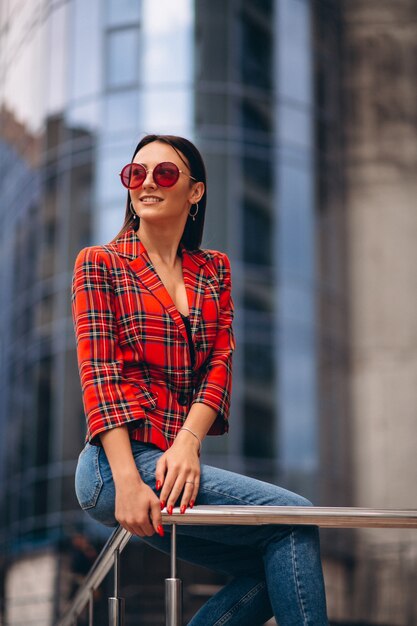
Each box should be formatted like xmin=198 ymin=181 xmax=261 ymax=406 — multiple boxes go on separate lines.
xmin=72 ymin=134 xmax=329 ymax=625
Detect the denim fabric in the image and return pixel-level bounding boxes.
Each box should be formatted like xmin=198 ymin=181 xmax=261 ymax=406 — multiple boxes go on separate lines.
xmin=75 ymin=441 xmax=329 ymax=625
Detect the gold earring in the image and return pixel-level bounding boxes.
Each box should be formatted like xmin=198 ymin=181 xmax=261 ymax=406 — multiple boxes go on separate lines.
xmin=189 ymin=203 xmax=199 ymax=222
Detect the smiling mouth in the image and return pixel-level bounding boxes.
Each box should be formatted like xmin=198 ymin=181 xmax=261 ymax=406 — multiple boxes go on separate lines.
xmin=140 ymin=196 xmax=163 ymax=203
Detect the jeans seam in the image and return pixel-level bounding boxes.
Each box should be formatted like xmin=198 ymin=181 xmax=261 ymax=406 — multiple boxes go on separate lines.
xmin=290 ymin=529 xmax=308 ymax=624
xmin=77 ymin=445 xmax=104 ymax=510
xmin=212 ymin=580 xmax=266 ymax=626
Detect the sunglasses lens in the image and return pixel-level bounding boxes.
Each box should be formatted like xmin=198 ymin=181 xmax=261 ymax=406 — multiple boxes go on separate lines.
xmin=121 ymin=163 xmax=146 ymax=189
xmin=154 ymin=162 xmax=180 ymax=187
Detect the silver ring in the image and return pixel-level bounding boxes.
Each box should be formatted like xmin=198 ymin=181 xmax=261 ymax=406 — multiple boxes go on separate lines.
xmin=185 ymin=481 xmax=195 ymax=485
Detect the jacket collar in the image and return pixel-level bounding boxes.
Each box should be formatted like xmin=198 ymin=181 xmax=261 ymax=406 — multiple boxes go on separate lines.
xmin=105 ymin=228 xmax=209 ymax=348
xmin=107 ymin=227 xmax=207 ymax=269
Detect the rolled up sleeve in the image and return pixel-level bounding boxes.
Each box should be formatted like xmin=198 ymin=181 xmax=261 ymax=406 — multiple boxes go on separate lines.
xmin=71 ymin=247 xmax=146 ymax=445
xmin=192 ymin=252 xmax=236 ymax=434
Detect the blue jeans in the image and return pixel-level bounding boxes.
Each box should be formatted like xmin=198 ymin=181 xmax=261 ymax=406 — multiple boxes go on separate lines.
xmin=75 ymin=441 xmax=329 ymax=626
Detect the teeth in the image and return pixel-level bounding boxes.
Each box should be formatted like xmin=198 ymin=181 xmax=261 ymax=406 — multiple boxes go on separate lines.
xmin=142 ymin=197 xmax=162 ymax=202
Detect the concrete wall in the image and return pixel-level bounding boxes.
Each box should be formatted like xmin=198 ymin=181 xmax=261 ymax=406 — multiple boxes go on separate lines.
xmin=343 ymin=0 xmax=417 ymax=622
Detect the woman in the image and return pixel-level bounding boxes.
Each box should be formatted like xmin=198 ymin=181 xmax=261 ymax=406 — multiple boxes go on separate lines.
xmin=72 ymin=134 xmax=329 ymax=625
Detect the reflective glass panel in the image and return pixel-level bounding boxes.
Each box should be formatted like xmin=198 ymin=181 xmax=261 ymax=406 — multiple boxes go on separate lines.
xmin=106 ymin=28 xmax=139 ymax=88
xmin=106 ymin=0 xmax=141 ymax=26
xmin=70 ymin=0 xmax=101 ymax=100
xmin=104 ymin=91 xmax=140 ymax=133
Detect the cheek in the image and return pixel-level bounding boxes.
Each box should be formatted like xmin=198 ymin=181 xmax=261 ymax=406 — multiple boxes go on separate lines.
xmin=168 ymin=189 xmax=192 ymax=211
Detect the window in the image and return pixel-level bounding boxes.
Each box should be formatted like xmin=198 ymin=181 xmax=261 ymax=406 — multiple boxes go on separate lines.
xmin=106 ymin=28 xmax=139 ymax=88
xmin=106 ymin=0 xmax=140 ymax=26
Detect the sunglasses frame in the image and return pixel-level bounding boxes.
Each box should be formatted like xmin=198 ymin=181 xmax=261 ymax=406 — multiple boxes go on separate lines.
xmin=119 ymin=161 xmax=197 ymax=189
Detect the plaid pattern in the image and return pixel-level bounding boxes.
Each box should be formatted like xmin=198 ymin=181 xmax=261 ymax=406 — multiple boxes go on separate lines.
xmin=71 ymin=228 xmax=235 ymax=449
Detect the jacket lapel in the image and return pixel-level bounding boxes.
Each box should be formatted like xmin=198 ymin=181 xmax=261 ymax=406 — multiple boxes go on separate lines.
xmin=181 ymin=247 xmax=208 ymax=336
xmin=108 ymin=229 xmax=208 ymax=344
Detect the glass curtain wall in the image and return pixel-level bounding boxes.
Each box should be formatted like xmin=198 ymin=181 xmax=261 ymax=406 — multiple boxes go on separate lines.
xmin=195 ymin=0 xmax=318 ymax=498
xmin=0 ymin=0 xmax=196 ymax=550
xmin=97 ymin=0 xmax=194 ymax=243
xmin=274 ymin=0 xmax=318 ymax=496
xmin=0 ymin=0 xmax=319 ymax=563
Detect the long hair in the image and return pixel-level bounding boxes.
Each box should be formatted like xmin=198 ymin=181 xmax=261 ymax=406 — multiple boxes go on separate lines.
xmin=111 ymin=134 xmax=207 ymax=250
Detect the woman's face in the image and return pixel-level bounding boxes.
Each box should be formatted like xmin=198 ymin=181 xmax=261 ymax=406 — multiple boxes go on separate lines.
xmin=130 ymin=141 xmax=204 ymax=225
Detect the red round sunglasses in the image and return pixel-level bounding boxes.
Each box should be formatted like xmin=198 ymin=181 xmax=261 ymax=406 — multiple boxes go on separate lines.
xmin=119 ymin=161 xmax=197 ymax=189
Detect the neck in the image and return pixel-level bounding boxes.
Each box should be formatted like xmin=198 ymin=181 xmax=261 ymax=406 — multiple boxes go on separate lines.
xmin=136 ymin=225 xmax=183 ymax=268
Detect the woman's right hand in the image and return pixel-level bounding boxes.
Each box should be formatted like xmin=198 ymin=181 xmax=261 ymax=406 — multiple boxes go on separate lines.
xmin=99 ymin=426 xmax=164 ymax=538
xmin=114 ymin=475 xmax=164 ymax=537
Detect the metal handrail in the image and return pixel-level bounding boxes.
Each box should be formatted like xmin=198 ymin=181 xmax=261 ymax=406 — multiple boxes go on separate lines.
xmin=58 ymin=525 xmax=132 ymax=626
xmin=160 ymin=505 xmax=417 ymax=528
xmin=57 ymin=506 xmax=417 ymax=626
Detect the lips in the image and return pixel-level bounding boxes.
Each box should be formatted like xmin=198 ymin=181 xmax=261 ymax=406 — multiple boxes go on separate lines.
xmin=140 ymin=196 xmax=163 ymax=203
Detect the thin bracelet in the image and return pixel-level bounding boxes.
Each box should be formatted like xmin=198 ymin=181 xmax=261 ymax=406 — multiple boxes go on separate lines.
xmin=178 ymin=426 xmax=202 ymax=456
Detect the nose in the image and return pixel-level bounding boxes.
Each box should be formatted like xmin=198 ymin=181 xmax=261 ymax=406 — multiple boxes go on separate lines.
xmin=142 ymin=167 xmax=156 ymax=188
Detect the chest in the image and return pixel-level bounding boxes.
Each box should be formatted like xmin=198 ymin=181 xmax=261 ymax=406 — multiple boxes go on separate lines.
xmin=109 ymin=258 xmax=221 ymax=354
xmin=150 ymin=260 xmax=190 ymax=317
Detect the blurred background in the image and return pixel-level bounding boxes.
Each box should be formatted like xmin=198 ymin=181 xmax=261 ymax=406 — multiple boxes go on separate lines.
xmin=0 ymin=0 xmax=416 ymax=624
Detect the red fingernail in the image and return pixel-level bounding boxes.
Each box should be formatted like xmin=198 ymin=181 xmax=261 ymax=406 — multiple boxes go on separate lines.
xmin=180 ymin=505 xmax=186 ymax=514
xmin=189 ymin=500 xmax=194 ymax=508
xmin=160 ymin=501 xmax=166 ymax=510
xmin=157 ymin=525 xmax=164 ymax=537
xmin=167 ymin=505 xmax=173 ymax=515
xmin=156 ymin=480 xmax=161 ymax=491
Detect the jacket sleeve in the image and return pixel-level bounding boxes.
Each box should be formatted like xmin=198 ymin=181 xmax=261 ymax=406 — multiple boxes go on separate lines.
xmin=71 ymin=246 xmax=147 ymax=445
xmin=192 ymin=251 xmax=236 ymax=434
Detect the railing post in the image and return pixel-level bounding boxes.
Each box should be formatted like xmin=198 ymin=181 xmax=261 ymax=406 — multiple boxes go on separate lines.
xmin=165 ymin=523 xmax=182 ymax=626
xmin=108 ymin=547 xmax=125 ymax=626
xmin=88 ymin=589 xmax=94 ymax=626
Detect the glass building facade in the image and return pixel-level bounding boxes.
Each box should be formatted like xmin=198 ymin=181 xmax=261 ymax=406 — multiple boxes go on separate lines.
xmin=0 ymin=0 xmax=334 ymax=623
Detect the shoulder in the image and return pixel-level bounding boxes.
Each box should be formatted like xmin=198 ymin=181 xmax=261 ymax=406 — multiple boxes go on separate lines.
xmin=197 ymin=248 xmax=232 ymax=270
xmin=195 ymin=248 xmax=232 ymax=286
xmin=73 ymin=243 xmax=119 ymax=272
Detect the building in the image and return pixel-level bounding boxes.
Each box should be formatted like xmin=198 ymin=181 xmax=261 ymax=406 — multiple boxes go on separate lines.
xmin=0 ymin=0 xmax=416 ymax=624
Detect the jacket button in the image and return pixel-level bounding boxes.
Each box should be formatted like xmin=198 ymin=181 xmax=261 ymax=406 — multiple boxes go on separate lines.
xmin=178 ymin=392 xmax=188 ymax=406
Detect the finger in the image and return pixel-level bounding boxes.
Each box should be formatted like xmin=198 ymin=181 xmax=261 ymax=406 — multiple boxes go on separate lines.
xmin=120 ymin=521 xmax=144 ymax=537
xmin=190 ymin=478 xmax=200 ymax=508
xmin=119 ymin=521 xmax=135 ymax=536
xmin=166 ymin=475 xmax=188 ymax=513
xmin=150 ymin=500 xmax=164 ymax=535
xmin=155 ymin=455 xmax=167 ymax=491
xmin=159 ymin=468 xmax=180 ymax=508
xmin=179 ymin=481 xmax=195 ymax=513
xmin=118 ymin=514 xmax=153 ymax=537
xmin=135 ymin=516 xmax=155 ymax=537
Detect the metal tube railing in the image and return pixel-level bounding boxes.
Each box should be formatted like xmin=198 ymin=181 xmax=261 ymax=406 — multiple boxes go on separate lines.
xmin=58 ymin=525 xmax=132 ymax=626
xmin=162 ymin=505 xmax=417 ymax=528
xmin=57 ymin=506 xmax=417 ymax=626
xmin=165 ymin=523 xmax=182 ymax=626
xmin=108 ymin=547 xmax=125 ymax=625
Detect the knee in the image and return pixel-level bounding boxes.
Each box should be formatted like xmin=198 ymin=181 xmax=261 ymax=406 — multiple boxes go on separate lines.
xmin=280 ymin=490 xmax=314 ymax=508
xmin=296 ymin=494 xmax=314 ymax=507
xmin=267 ymin=483 xmax=315 ymax=508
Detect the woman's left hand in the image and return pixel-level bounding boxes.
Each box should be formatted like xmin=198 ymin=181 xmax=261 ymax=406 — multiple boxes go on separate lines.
xmin=155 ymin=430 xmax=200 ymax=514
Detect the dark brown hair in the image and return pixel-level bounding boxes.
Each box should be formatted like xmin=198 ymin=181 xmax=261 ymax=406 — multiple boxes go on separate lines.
xmin=111 ymin=134 xmax=207 ymax=250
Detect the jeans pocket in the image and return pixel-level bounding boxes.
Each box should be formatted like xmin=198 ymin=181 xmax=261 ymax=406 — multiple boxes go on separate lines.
xmin=75 ymin=443 xmax=104 ymax=510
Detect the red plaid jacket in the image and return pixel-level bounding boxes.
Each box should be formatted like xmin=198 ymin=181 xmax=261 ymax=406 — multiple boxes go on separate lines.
xmin=71 ymin=228 xmax=235 ymax=449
